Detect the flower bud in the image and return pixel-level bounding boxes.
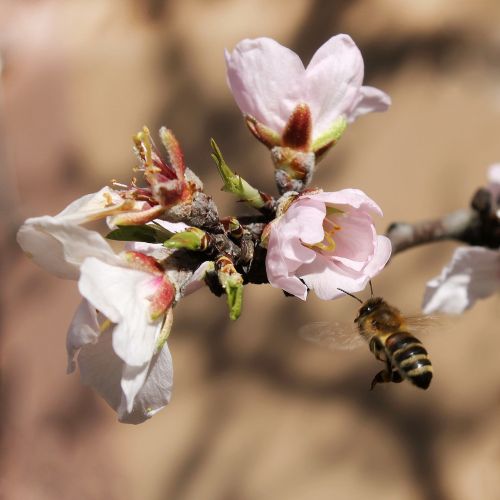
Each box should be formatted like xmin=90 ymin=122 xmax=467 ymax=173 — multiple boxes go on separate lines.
xmin=216 ymin=256 xmax=244 ymax=320
xmin=163 ymin=227 xmax=209 ymax=251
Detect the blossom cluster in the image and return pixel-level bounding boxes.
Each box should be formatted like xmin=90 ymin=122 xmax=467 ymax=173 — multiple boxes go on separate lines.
xmin=19 ymin=33 xmax=498 ymax=423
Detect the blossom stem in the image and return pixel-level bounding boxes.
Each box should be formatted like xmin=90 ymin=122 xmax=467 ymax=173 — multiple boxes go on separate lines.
xmin=386 ymin=207 xmax=499 ymax=255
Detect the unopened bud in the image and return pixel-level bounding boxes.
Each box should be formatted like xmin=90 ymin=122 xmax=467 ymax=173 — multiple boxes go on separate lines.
xmin=222 ymin=217 xmax=244 ymax=239
xmin=210 ymin=139 xmax=266 ymax=210
xmin=216 ymin=256 xmax=243 ymax=321
xmin=163 ymin=227 xmax=209 ymax=251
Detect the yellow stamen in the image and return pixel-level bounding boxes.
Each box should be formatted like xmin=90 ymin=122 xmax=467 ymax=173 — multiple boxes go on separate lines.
xmin=303 ymin=218 xmax=342 ymax=253
xmin=103 ymin=192 xmax=113 ymax=207
xmin=99 ymin=319 xmax=112 ymax=333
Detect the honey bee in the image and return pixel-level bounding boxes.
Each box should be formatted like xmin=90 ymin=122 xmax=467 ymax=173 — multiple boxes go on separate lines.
xmin=300 ymin=289 xmax=434 ymax=390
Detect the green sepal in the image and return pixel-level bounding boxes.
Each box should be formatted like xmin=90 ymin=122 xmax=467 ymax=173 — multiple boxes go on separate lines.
xmin=210 ymin=139 xmax=265 ymax=209
xmin=106 ymin=224 xmax=173 ymax=244
xmin=311 ymin=116 xmax=347 ymax=155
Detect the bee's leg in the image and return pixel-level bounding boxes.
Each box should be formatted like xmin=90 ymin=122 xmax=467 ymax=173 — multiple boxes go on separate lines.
xmin=369 ymin=338 xmax=387 ymax=362
xmin=390 ymin=369 xmax=404 ymax=384
xmin=370 ymin=369 xmax=391 ymax=390
xmin=371 ymin=360 xmax=402 ymax=390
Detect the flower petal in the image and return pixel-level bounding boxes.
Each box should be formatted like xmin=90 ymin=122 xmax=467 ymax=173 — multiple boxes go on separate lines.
xmin=118 ymin=344 xmax=173 ymax=424
xmin=266 ymin=227 xmax=308 ymax=300
xmin=362 ymin=235 xmax=392 ymax=277
xmin=66 ymin=300 xmax=100 ymax=374
xmin=329 ymin=210 xmax=375 ymax=270
xmin=183 ymin=261 xmax=213 ymax=296
xmin=423 ymin=247 xmax=499 ymax=314
xmin=306 ymin=189 xmax=383 ymax=216
xmin=77 ymin=326 xmax=173 ymax=424
xmin=54 ymin=187 xmax=125 ymax=223
xmin=299 ymin=257 xmax=370 ymax=300
xmin=305 ymin=34 xmax=364 ymax=138
xmin=17 ymin=219 xmax=120 ymax=280
xmin=345 ymin=85 xmax=392 ymax=123
xmin=225 ymin=38 xmax=305 ymax=134
xmin=78 ymin=257 xmax=162 ymax=366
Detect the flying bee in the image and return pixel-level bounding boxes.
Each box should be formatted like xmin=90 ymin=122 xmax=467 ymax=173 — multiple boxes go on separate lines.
xmin=300 ymin=288 xmax=434 ymax=390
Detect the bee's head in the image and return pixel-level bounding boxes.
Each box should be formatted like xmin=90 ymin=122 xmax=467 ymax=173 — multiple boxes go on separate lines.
xmin=354 ymin=297 xmax=385 ymax=323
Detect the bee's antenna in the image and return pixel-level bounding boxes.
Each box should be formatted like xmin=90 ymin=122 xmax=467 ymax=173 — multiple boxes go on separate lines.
xmin=369 ymin=280 xmax=374 ymax=297
xmin=337 ymin=288 xmax=363 ymax=304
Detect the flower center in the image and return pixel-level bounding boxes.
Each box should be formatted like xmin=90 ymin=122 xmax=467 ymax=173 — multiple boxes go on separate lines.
xmin=304 ymin=217 xmax=342 ymax=253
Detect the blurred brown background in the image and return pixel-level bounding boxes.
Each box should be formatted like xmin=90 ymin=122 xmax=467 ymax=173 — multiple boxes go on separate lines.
xmin=1 ymin=1 xmax=500 ymax=499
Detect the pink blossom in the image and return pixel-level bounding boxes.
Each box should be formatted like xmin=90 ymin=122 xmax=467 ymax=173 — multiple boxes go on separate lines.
xmin=225 ymin=35 xmax=390 ymax=145
xmin=422 ymin=247 xmax=499 ymax=314
xmin=265 ymin=189 xmax=391 ymax=300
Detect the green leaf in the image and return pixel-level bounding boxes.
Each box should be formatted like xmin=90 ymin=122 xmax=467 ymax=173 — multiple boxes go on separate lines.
xmin=106 ymin=224 xmax=172 ymax=244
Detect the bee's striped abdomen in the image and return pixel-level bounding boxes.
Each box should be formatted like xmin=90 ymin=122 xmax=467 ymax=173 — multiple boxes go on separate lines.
xmin=385 ymin=332 xmax=433 ymax=389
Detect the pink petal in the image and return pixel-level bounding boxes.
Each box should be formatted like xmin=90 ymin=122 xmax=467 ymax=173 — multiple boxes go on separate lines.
xmin=423 ymin=247 xmax=499 ymax=314
xmin=329 ymin=211 xmax=375 ymax=270
xmin=284 ymin=198 xmax=327 ymax=244
xmin=362 ymin=235 xmax=392 ymax=277
xmin=299 ymin=258 xmax=369 ymax=300
xmin=225 ymin=38 xmax=305 ymax=134
xmin=306 ymin=189 xmax=383 ymax=216
xmin=345 ymin=85 xmax=392 ymax=124
xmin=305 ymin=34 xmax=364 ymax=139
xmin=266 ymin=226 xmax=308 ymax=300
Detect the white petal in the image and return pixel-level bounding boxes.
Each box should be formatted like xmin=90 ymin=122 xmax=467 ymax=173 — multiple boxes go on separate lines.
xmin=153 ymin=220 xmax=190 ymax=233
xmin=183 ymin=261 xmax=213 ymax=296
xmin=423 ymin=247 xmax=499 ymax=314
xmin=118 ymin=344 xmax=173 ymax=424
xmin=488 ymin=163 xmax=500 ymax=185
xmin=17 ymin=219 xmax=120 ymax=280
xmin=120 ymin=362 xmax=151 ymax=413
xmin=77 ymin=327 xmax=173 ymax=424
xmin=225 ymin=38 xmax=305 ymax=134
xmin=305 ymin=34 xmax=364 ymax=139
xmin=487 ymin=163 xmax=500 ymax=205
xmin=57 ymin=187 xmax=125 ymax=224
xmin=78 ymin=257 xmax=162 ymax=366
xmin=125 ymin=241 xmax=172 ymax=261
xmin=66 ymin=300 xmax=99 ymax=373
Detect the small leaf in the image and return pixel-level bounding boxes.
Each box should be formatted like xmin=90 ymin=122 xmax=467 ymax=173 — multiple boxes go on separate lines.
xmin=106 ymin=224 xmax=171 ymax=244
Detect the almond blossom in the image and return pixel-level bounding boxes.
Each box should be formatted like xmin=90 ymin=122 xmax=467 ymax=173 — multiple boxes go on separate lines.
xmin=225 ymin=34 xmax=390 ymax=152
xmin=16 ymin=195 xmax=197 ymax=423
xmin=265 ymin=189 xmax=391 ymax=300
xmin=422 ymin=247 xmax=499 ymax=314
xmin=423 ymin=165 xmax=500 ymax=314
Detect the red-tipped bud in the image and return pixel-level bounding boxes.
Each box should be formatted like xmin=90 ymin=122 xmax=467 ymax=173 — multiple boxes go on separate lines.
xmin=281 ymin=103 xmax=312 ymax=151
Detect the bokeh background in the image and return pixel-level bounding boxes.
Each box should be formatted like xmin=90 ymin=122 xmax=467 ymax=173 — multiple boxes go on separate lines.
xmin=2 ymin=1 xmax=500 ymax=499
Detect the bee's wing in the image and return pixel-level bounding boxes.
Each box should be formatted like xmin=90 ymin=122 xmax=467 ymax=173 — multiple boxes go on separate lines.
xmin=404 ymin=314 xmax=445 ymax=334
xmin=299 ymin=321 xmax=365 ymax=351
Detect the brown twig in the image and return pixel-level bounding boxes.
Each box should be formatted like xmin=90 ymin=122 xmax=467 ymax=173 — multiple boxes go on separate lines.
xmin=386 ymin=188 xmax=499 ymax=255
